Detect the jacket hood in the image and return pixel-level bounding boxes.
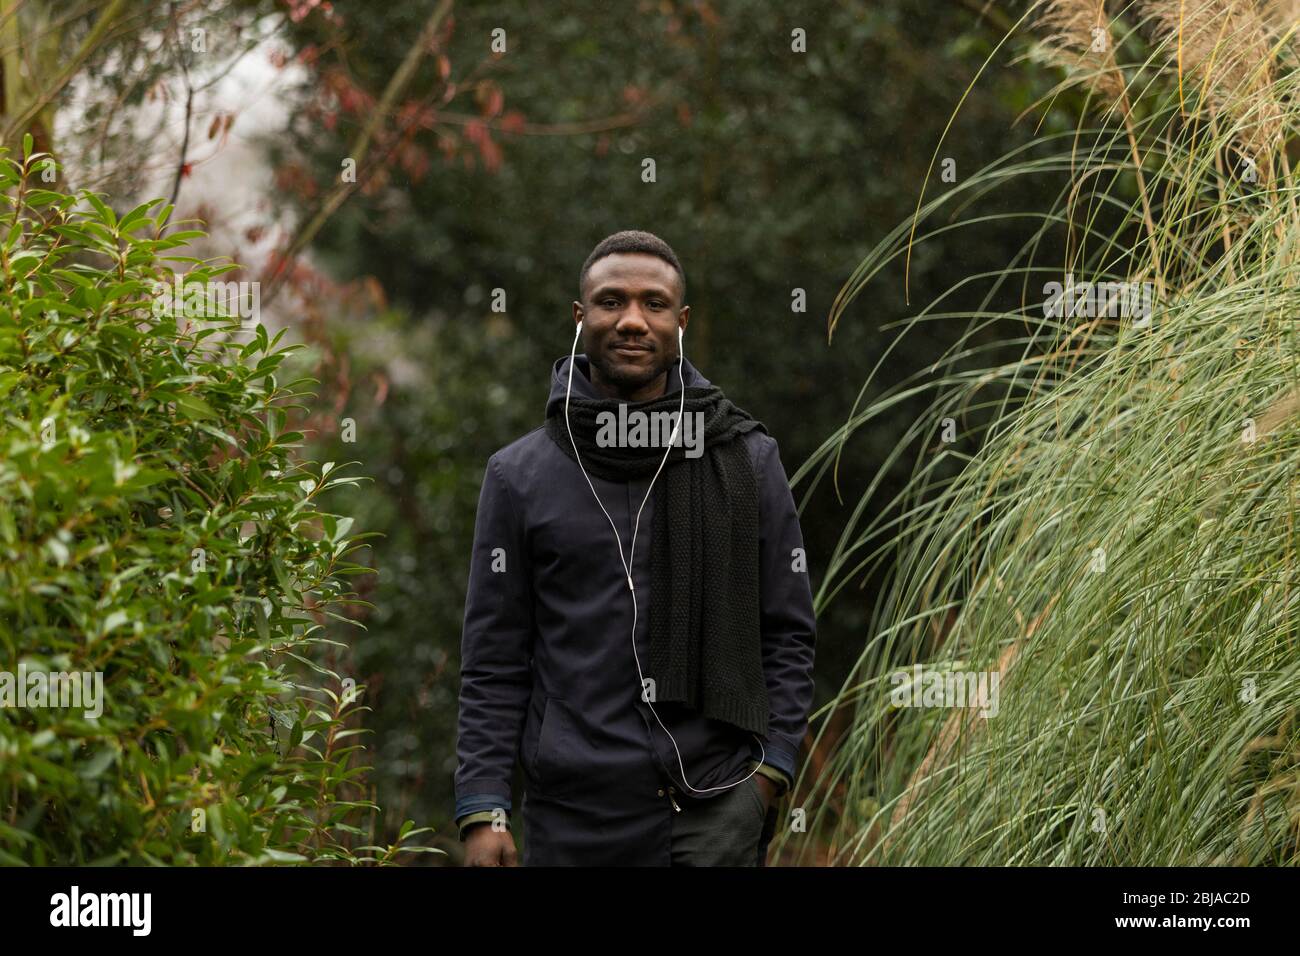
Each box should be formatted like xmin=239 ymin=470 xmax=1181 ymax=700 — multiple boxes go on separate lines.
xmin=545 ymin=354 xmax=711 ymax=418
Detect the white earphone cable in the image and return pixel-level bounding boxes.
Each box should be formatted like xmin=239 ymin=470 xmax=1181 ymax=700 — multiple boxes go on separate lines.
xmin=564 ymin=321 xmax=764 ymax=796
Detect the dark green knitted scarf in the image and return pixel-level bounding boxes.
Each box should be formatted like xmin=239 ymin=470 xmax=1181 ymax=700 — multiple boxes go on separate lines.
xmin=544 ymin=376 xmax=771 ymax=737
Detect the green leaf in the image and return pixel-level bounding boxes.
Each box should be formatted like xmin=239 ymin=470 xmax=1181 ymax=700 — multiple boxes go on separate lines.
xmin=195 ymin=422 xmax=239 ymax=447
xmin=79 ymin=748 xmax=118 ymax=780
xmin=260 ymin=849 xmax=308 ymax=863
xmin=100 ymin=610 xmax=130 ymax=637
xmin=174 ymin=393 xmax=218 ymax=421
xmin=83 ymin=191 xmax=117 ymax=229
xmin=117 ymin=199 xmax=163 ymax=234
xmin=252 ymin=601 xmax=269 ymax=641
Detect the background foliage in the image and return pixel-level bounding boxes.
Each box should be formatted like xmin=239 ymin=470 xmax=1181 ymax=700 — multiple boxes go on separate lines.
xmin=278 ymin=0 xmax=1068 ymax=848
xmin=10 ymin=0 xmax=1271 ymax=867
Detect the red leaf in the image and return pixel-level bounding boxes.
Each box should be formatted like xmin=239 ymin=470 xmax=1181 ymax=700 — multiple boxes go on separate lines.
xmin=500 ymin=110 xmax=526 ymax=134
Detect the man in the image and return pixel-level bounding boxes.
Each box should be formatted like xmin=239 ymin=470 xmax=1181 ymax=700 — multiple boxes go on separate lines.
xmin=454 ymin=229 xmax=816 ymax=866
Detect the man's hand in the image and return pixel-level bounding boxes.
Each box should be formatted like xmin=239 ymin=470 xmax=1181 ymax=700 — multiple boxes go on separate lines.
xmin=754 ymin=774 xmax=779 ymax=814
xmin=463 ymin=822 xmax=519 ymax=866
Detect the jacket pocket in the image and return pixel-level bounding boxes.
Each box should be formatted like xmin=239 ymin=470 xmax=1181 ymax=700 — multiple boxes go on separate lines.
xmin=533 ymin=697 xmax=579 ymax=798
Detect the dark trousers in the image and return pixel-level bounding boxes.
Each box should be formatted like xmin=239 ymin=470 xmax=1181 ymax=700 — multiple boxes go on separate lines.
xmin=669 ymin=775 xmax=778 ymax=866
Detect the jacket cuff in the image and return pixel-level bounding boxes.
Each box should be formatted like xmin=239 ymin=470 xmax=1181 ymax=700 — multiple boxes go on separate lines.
xmin=748 ymin=759 xmax=793 ymax=796
xmin=454 ymin=787 xmax=512 ymax=819
xmin=748 ymin=737 xmax=798 ymax=780
xmin=455 ymin=809 xmax=510 ymax=841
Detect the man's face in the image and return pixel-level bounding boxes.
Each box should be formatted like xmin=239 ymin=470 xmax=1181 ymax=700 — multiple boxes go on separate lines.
xmin=575 ymin=252 xmax=688 ymax=401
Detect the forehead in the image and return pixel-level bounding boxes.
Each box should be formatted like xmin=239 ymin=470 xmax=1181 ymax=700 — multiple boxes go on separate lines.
xmin=585 ymin=253 xmax=680 ymax=297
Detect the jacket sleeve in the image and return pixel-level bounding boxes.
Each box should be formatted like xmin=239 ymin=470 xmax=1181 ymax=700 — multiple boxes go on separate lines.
xmin=748 ymin=436 xmax=817 ymax=788
xmin=453 ymin=454 xmax=534 ymax=836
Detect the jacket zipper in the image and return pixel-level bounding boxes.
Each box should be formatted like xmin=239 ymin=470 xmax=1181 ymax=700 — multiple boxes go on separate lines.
xmin=667 ymin=785 xmax=681 ymax=812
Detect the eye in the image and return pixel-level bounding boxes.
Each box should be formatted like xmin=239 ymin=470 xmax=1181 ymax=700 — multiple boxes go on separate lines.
xmin=601 ymin=298 xmax=619 ymax=309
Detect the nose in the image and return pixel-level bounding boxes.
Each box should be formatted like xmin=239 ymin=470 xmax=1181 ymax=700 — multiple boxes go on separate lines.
xmin=615 ymin=303 xmax=651 ymax=335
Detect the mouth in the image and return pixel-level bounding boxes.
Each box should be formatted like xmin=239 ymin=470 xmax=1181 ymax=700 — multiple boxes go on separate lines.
xmin=611 ymin=342 xmax=653 ymax=357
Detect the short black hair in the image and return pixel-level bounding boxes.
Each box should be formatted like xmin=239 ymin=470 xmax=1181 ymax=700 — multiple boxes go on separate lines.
xmin=578 ymin=230 xmax=686 ymax=305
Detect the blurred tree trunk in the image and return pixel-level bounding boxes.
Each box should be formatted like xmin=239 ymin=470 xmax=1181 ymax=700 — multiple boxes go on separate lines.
xmin=0 ymin=0 xmax=129 ymax=168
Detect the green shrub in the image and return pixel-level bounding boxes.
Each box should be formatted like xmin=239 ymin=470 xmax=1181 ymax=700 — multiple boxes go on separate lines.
xmin=0 ymin=138 xmax=435 ymax=865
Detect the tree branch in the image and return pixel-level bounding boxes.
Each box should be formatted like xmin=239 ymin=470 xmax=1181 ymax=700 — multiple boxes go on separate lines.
xmin=262 ymin=0 xmax=454 ymax=305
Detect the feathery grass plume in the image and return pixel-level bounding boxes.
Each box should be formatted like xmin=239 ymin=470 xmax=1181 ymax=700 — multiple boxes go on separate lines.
xmin=1033 ymin=0 xmax=1127 ymax=101
xmin=784 ymin=2 xmax=1300 ymax=865
xmin=1262 ymin=0 xmax=1300 ymax=43
xmin=1144 ymin=0 xmax=1286 ymax=177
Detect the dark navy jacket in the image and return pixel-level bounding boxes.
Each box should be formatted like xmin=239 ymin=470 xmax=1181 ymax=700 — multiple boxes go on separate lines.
xmin=453 ymin=354 xmax=816 ymax=865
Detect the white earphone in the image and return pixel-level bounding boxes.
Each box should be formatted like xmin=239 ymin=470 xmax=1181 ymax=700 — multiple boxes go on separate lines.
xmin=564 ymin=319 xmax=764 ymax=796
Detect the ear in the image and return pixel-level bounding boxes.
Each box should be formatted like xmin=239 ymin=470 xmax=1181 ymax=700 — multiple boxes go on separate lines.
xmin=678 ymin=304 xmax=690 ymax=335
xmin=572 ymin=300 xmax=584 ymax=327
